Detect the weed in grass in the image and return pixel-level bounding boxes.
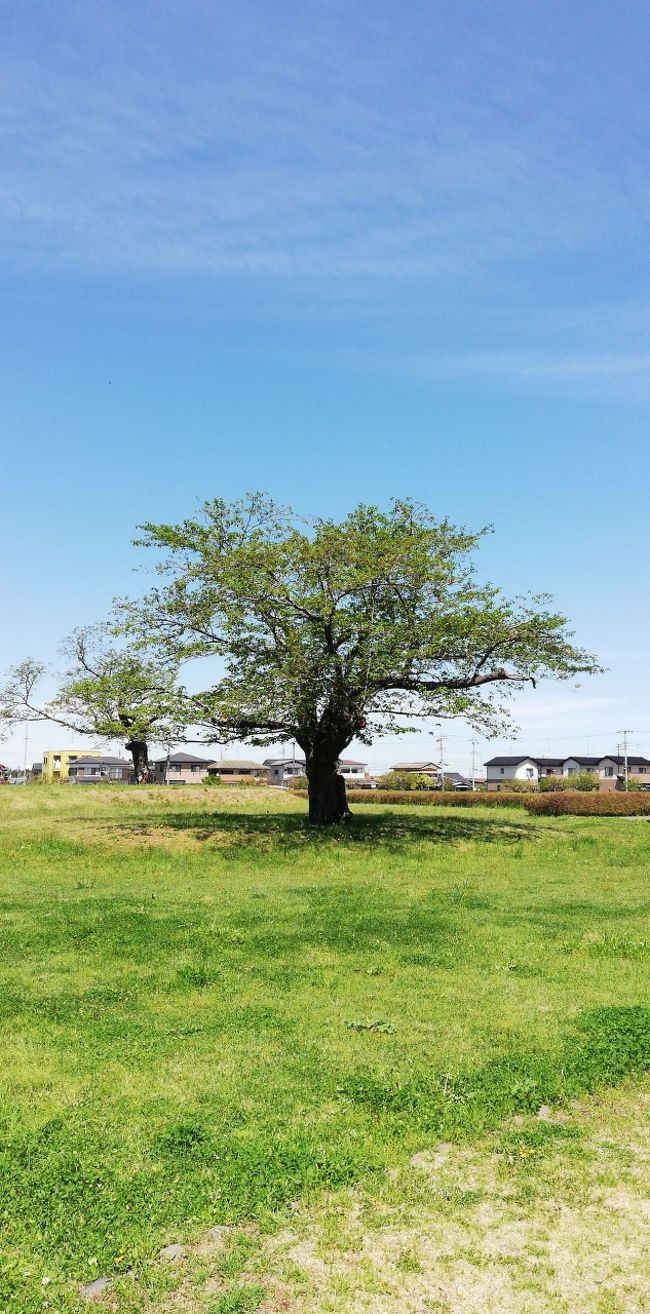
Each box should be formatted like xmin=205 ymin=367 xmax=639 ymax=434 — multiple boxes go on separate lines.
xmin=208 ymin=1286 xmax=266 ymax=1313
xmin=395 ymin=1246 xmax=422 ymax=1273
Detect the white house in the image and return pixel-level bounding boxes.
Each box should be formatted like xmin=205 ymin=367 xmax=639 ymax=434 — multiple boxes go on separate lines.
xmin=264 ymin=756 xmax=306 ymax=786
xmin=485 ymin=754 xmax=650 ymax=791
xmin=264 ymin=755 xmax=369 ymax=787
xmin=485 ymin=756 xmax=540 ymax=789
xmin=336 ymin=758 xmax=368 ymax=780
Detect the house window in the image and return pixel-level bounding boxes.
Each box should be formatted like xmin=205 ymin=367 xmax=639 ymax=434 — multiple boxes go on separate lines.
xmin=526 ymin=768 xmax=534 ymax=779
xmin=605 ymin=766 xmax=614 ymax=777
xmin=639 ymin=766 xmax=647 ymax=774
xmin=500 ymin=767 xmax=505 ymax=775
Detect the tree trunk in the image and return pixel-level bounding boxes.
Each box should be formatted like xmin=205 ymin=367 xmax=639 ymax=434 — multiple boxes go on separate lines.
xmin=306 ymin=754 xmax=351 ymax=825
xmin=125 ymin=738 xmax=150 ymax=782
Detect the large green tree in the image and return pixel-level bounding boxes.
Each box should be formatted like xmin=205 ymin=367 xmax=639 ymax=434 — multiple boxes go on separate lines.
xmin=1 ymin=627 xmax=185 ymax=779
xmin=123 ymin=494 xmax=598 ymax=823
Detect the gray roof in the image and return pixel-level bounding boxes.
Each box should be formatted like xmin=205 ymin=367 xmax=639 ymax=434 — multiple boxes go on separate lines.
xmin=486 ymin=753 xmax=650 ymax=769
xmin=153 ymin=751 xmax=216 ymax=766
xmin=605 ymin=755 xmax=650 ymax=767
xmin=75 ymin=756 xmax=129 ymax=766
xmin=391 ymin=761 xmax=440 ymax=770
xmin=264 ymin=756 xmax=306 ymax=766
xmin=484 ymin=756 xmax=534 ymax=766
xmin=208 ymin=760 xmax=265 ymax=770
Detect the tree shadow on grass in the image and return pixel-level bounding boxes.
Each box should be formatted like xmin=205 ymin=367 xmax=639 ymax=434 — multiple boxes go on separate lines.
xmin=139 ymin=808 xmax=542 ymax=855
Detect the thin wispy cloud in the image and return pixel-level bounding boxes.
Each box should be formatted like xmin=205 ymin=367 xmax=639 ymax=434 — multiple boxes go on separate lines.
xmin=2 ymin=2 xmax=650 ymax=280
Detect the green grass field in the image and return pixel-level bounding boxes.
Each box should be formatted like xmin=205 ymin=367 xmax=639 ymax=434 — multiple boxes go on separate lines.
xmin=1 ymin=786 xmax=649 ymax=1313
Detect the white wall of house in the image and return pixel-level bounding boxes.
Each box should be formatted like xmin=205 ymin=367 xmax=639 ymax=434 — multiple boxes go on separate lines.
xmin=486 ymin=759 xmax=538 ymax=787
xmin=266 ymin=761 xmax=306 ymax=786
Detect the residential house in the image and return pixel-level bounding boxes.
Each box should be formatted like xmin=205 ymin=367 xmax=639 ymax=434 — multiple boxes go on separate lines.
xmin=68 ymin=756 xmax=131 ymax=783
xmin=206 ymin=760 xmax=267 ymax=783
xmin=389 ymin=761 xmax=441 ymax=781
xmin=265 ymin=756 xmax=370 ymax=786
xmin=443 ymin=771 xmax=471 ymax=790
xmin=485 ymin=754 xmax=650 ymax=791
xmin=42 ymin=748 xmax=104 ymax=783
xmin=337 ymin=758 xmax=368 ymax=781
xmin=264 ymin=756 xmax=306 ymax=786
xmin=151 ymin=751 xmax=216 ymax=784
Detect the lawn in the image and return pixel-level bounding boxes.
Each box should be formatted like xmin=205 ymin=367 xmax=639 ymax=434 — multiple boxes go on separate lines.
xmin=1 ymin=786 xmax=649 ymax=1313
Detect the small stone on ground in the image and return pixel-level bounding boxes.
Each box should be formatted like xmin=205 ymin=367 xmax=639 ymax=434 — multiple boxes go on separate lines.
xmin=80 ymin=1276 xmax=113 ymax=1302
xmin=158 ymin=1242 xmax=185 ymax=1262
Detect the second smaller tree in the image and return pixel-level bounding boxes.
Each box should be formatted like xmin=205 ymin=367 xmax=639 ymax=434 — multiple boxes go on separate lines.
xmin=1 ymin=626 xmax=187 ymax=779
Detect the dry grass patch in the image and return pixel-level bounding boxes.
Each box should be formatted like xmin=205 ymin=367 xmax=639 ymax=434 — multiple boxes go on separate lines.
xmin=255 ymin=1081 xmax=650 ymax=1313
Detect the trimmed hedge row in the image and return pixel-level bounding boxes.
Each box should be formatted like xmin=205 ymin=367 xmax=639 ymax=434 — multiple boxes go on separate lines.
xmin=346 ymin=790 xmax=525 ymax=807
xmin=522 ymin=791 xmax=650 ymax=816
xmin=346 ymin=789 xmax=650 ymax=816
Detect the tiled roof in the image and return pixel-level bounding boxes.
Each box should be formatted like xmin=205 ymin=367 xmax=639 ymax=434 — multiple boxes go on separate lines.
xmin=152 ymin=752 xmax=216 ymax=765
xmin=484 ymin=756 xmax=533 ymax=766
xmin=486 ymin=753 xmax=650 ymax=769
xmin=604 ymin=755 xmax=650 ymax=767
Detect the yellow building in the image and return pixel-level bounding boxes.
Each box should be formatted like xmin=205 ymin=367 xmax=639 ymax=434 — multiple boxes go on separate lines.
xmin=42 ymin=748 xmax=104 ymax=783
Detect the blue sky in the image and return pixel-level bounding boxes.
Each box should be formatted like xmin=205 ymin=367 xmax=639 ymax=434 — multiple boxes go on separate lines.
xmin=1 ymin=0 xmax=649 ymax=771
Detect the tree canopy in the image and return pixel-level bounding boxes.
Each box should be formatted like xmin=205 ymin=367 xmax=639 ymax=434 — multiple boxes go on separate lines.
xmin=1 ymin=627 xmax=185 ymax=779
xmin=121 ymin=493 xmax=598 ymax=823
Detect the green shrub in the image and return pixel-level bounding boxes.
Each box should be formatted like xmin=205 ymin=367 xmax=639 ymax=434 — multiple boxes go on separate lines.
xmin=538 ymin=776 xmax=568 ymax=792
xmin=567 ymin=770 xmax=600 ymax=792
xmin=375 ymin=772 xmax=438 ymax=792
xmin=202 ymin=773 xmax=223 ymax=787
xmin=288 ymin=775 xmax=308 ymax=791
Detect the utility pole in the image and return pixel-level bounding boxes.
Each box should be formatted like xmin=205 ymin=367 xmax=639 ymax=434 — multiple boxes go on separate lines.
xmin=22 ymin=720 xmax=29 ymax=785
xmin=437 ymin=725 xmax=445 ymax=789
xmin=470 ymin=737 xmax=477 ymax=792
xmin=619 ymin=729 xmax=633 ymax=790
